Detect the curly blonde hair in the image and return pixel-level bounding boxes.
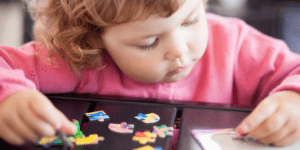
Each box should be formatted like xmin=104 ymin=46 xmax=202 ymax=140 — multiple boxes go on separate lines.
xmin=25 ymin=0 xmax=208 ymax=74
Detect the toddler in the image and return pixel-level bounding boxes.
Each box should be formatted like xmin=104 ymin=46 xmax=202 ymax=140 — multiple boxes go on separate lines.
xmin=1 ymin=0 xmax=300 ymax=149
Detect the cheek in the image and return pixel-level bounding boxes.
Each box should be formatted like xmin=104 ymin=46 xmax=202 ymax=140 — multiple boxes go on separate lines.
xmin=189 ymin=36 xmax=207 ymax=60
xmin=124 ymin=65 xmax=165 ymax=83
xmin=127 ymin=59 xmax=164 ymax=76
xmin=192 ymin=22 xmax=208 ymax=55
xmin=111 ymin=51 xmax=166 ymax=82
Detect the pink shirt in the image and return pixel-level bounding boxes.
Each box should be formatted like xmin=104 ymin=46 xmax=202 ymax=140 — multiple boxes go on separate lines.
xmin=1 ymin=13 xmax=300 ymax=149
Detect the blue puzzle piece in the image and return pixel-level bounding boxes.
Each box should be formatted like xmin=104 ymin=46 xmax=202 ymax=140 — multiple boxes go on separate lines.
xmin=134 ymin=113 xmax=147 ymax=120
xmin=155 ymin=147 xmax=163 ymax=150
xmin=86 ymin=111 xmax=110 ymax=121
xmin=86 ymin=111 xmax=105 ymax=117
xmin=88 ymin=115 xmax=110 ymax=121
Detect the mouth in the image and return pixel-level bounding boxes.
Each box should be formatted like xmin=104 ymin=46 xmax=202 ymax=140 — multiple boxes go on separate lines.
xmin=167 ymin=64 xmax=190 ymax=76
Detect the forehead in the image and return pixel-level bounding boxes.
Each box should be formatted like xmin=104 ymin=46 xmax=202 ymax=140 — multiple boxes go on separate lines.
xmin=103 ymin=0 xmax=203 ymax=41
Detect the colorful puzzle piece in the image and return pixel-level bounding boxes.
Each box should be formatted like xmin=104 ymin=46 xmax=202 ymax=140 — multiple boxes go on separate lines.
xmin=38 ymin=134 xmax=104 ymax=147
xmin=108 ymin=122 xmax=134 ymax=133
xmin=37 ymin=136 xmax=60 ymax=147
xmin=153 ymin=125 xmax=174 ymax=138
xmin=71 ymin=134 xmax=104 ymax=145
xmin=36 ymin=120 xmax=104 ymax=147
xmin=86 ymin=110 xmax=110 ymax=122
xmin=73 ymin=119 xmax=85 ymax=138
xmin=133 ymin=145 xmax=163 ymax=150
xmin=135 ymin=113 xmax=147 ymax=120
xmin=135 ymin=113 xmax=160 ymax=123
xmin=37 ymin=119 xmax=82 ymax=147
xmin=132 ymin=130 xmax=157 ymax=144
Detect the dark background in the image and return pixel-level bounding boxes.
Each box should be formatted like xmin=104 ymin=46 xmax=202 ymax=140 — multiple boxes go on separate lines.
xmin=208 ymin=0 xmax=300 ymax=53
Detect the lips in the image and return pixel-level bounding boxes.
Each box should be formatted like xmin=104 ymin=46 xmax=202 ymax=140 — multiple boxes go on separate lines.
xmin=167 ymin=64 xmax=190 ymax=76
xmin=174 ymin=66 xmax=186 ymax=73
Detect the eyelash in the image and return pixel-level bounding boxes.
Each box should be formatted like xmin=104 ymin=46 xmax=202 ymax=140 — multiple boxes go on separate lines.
xmin=183 ymin=17 xmax=199 ymax=26
xmin=139 ymin=38 xmax=159 ymax=51
xmin=138 ymin=17 xmax=198 ymax=51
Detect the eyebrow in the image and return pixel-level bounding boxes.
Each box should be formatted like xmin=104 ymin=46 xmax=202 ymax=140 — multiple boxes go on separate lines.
xmin=138 ymin=1 xmax=202 ymax=40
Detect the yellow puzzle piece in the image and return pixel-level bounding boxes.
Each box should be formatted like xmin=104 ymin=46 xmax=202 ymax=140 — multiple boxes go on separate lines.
xmin=37 ymin=136 xmax=58 ymax=145
xmin=143 ymin=113 xmax=160 ymax=123
xmin=133 ymin=145 xmax=156 ymax=150
xmin=73 ymin=134 xmax=104 ymax=145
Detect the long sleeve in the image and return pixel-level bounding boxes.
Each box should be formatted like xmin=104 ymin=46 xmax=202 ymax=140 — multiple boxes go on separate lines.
xmin=195 ymin=14 xmax=300 ymax=106
xmin=231 ymin=18 xmax=300 ymax=105
xmin=0 ymin=47 xmax=36 ymax=101
xmin=0 ymin=42 xmax=80 ymax=102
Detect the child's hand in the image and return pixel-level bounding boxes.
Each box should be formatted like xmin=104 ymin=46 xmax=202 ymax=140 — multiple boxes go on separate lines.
xmin=236 ymin=90 xmax=300 ymax=146
xmin=0 ymin=89 xmax=77 ymax=145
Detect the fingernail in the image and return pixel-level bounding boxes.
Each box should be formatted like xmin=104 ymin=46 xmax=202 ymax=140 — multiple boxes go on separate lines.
xmin=235 ymin=132 xmax=247 ymax=138
xmin=240 ymin=123 xmax=250 ymax=133
xmin=233 ymin=133 xmax=246 ymax=139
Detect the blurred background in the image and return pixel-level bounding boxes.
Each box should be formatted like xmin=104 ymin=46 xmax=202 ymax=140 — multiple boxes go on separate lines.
xmin=0 ymin=0 xmax=300 ymax=53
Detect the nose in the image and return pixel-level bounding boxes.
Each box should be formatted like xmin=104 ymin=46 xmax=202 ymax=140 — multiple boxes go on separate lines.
xmin=164 ymin=30 xmax=189 ymax=61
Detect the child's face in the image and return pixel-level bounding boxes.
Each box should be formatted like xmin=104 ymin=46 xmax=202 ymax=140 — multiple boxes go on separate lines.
xmin=101 ymin=0 xmax=208 ymax=83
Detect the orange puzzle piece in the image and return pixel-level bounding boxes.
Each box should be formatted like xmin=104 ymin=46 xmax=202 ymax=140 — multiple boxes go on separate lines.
xmin=132 ymin=130 xmax=157 ymax=144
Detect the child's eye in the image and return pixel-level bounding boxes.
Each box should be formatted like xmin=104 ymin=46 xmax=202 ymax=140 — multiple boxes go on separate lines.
xmin=138 ymin=38 xmax=159 ymax=51
xmin=182 ymin=17 xmax=199 ymax=26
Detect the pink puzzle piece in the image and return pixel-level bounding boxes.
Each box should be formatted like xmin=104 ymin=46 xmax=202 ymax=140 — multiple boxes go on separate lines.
xmin=108 ymin=122 xmax=134 ymax=133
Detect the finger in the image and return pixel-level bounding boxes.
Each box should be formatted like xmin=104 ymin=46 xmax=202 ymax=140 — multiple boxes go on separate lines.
xmin=19 ymin=104 xmax=56 ymax=138
xmin=29 ymin=92 xmax=62 ymax=130
xmin=8 ymin=111 xmax=40 ymax=142
xmin=56 ymin=110 xmax=77 ymax=135
xmin=236 ymin=98 xmax=278 ymax=135
xmin=272 ymin=129 xmax=300 ymax=147
xmin=256 ymin=121 xmax=289 ymax=145
xmin=249 ymin=108 xmax=287 ymax=139
xmin=30 ymin=97 xmax=76 ymax=136
xmin=0 ymin=123 xmax=25 ymax=145
xmin=26 ymin=90 xmax=76 ymax=135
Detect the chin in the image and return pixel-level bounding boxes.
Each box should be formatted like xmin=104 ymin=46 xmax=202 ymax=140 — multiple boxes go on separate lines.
xmin=162 ymin=80 xmax=179 ymax=83
xmin=131 ymin=77 xmax=162 ymax=84
xmin=161 ymin=77 xmax=184 ymax=83
xmin=130 ymin=75 xmax=184 ymax=84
